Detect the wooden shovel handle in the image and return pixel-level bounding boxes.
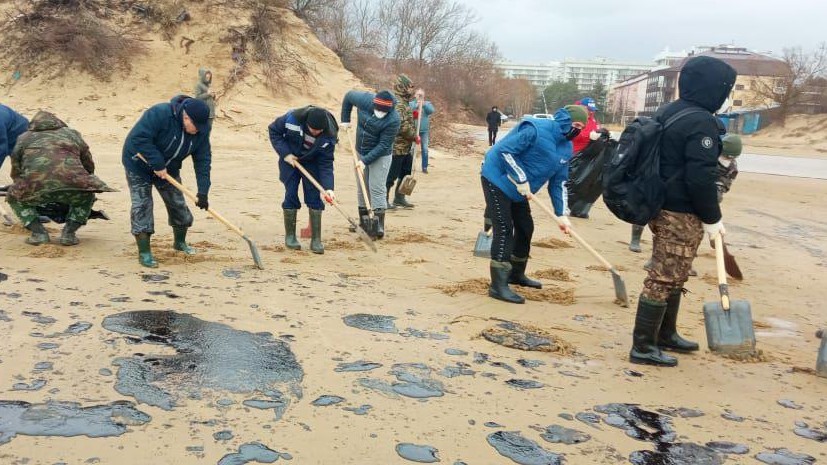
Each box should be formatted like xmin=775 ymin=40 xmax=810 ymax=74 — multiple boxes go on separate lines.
xmin=135 ymin=154 xmax=245 ymax=238
xmin=345 ymin=128 xmax=374 ymax=215
xmin=529 ymin=195 xmax=614 ymax=270
xmin=410 ymin=100 xmax=424 ymax=175
xmin=713 ymin=233 xmax=731 ymax=310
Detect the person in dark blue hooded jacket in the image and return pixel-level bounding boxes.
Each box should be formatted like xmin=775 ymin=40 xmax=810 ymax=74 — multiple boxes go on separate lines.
xmin=269 ymin=105 xmax=338 ymax=254
xmin=122 ymin=95 xmax=212 ymax=268
xmin=0 ymin=104 xmax=29 ymax=175
xmin=480 ymin=105 xmax=589 ymax=304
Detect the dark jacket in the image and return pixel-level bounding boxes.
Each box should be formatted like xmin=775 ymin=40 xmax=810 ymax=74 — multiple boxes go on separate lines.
xmin=481 ymin=108 xmax=574 ymax=216
xmin=657 ymin=56 xmax=736 ymax=224
xmin=486 ymin=110 xmax=502 ymax=129
xmin=8 ymin=111 xmax=115 ymax=202
xmin=0 ymin=104 xmax=29 ymax=167
xmin=340 ymin=91 xmax=401 ymax=165
xmin=269 ymin=106 xmax=338 ymax=190
xmin=122 ymin=95 xmax=212 ymax=195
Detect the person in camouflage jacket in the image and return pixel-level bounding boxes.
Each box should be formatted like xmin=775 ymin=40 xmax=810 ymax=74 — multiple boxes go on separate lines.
xmin=385 ymin=74 xmax=419 ymax=209
xmin=6 ymin=111 xmax=115 ymax=246
xmin=716 ymin=134 xmax=740 ymax=203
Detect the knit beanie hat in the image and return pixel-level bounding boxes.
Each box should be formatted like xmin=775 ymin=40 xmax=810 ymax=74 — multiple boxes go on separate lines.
xmin=373 ymin=91 xmax=394 ymax=113
xmin=306 ymin=107 xmax=328 ymax=131
xmin=182 ymin=98 xmax=210 ymax=133
xmin=564 ymin=104 xmax=589 ymax=126
xmin=721 ymin=134 xmax=742 ymax=158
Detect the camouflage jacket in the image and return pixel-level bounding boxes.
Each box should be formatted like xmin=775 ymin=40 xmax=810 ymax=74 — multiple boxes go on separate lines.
xmin=7 ymin=111 xmax=115 ymax=202
xmin=715 ymin=159 xmax=738 ymax=203
xmin=392 ymin=91 xmax=417 ymax=156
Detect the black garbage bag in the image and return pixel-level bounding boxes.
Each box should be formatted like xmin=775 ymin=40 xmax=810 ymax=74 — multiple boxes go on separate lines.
xmin=567 ymin=133 xmax=615 ymax=218
xmin=36 ymin=202 xmax=110 ymax=224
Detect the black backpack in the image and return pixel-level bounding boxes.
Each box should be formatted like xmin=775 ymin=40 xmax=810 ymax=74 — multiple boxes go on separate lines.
xmin=601 ymin=108 xmax=705 ymax=225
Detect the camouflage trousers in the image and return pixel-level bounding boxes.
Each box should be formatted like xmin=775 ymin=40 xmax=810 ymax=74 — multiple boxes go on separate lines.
xmin=641 ymin=210 xmax=704 ymax=302
xmin=126 ymin=170 xmax=193 ymax=235
xmin=7 ymin=191 xmax=94 ymax=227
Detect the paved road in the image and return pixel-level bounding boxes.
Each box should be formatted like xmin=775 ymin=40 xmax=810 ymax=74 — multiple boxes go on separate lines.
xmin=738 ymin=154 xmax=827 ymax=180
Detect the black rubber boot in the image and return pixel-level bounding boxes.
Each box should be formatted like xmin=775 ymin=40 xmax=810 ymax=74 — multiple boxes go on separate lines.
xmin=283 ymin=209 xmax=301 ymax=250
xmin=394 ymin=193 xmax=414 ymax=209
xmin=629 ymin=297 xmax=678 ymax=367
xmin=374 ymin=209 xmax=385 ymax=239
xmin=59 ymin=220 xmax=82 ymax=246
xmin=386 ymin=191 xmax=397 ymax=210
xmin=629 ymin=225 xmax=643 ymax=253
xmin=489 ymin=261 xmax=525 ymax=304
xmin=659 ymin=289 xmax=699 ymax=352
xmin=351 ymin=207 xmax=370 ymax=233
xmin=309 ymin=209 xmax=324 ymax=255
xmin=508 ymin=256 xmax=542 ymax=289
xmin=172 ymin=226 xmax=196 ymax=255
xmin=135 ymin=233 xmax=158 ymax=268
xmin=25 ymin=221 xmax=50 ymax=245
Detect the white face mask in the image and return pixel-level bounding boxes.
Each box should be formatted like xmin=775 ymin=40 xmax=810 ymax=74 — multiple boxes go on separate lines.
xmin=374 ymin=110 xmax=388 ymax=119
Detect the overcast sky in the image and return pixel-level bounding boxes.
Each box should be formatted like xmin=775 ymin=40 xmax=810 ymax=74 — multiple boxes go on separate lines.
xmin=456 ymin=0 xmax=827 ymax=63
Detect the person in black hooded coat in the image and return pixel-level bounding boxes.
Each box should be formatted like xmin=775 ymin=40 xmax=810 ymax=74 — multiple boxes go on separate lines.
xmin=630 ymin=56 xmax=736 ymax=368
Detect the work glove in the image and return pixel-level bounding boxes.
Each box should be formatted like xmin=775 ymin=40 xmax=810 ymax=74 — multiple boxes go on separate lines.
xmin=322 ymin=190 xmax=335 ymax=204
xmin=284 ymin=154 xmax=298 ymax=166
xmin=558 ymin=215 xmax=572 ymax=235
xmin=413 ymin=110 xmax=419 ymax=120
xmin=589 ymin=130 xmax=601 ymax=141
xmin=196 ymin=193 xmax=209 ymax=210
xmin=508 ymin=175 xmax=531 ymax=197
xmin=355 ymin=159 xmax=366 ymax=171
xmin=702 ymin=220 xmax=726 ymax=240
xmin=340 ymin=122 xmax=351 ymax=130
xmin=415 ymin=135 xmax=421 ymax=144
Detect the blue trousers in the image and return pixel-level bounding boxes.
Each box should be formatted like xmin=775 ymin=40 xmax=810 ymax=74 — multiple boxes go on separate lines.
xmin=281 ymin=169 xmax=324 ymax=210
xmin=419 ymin=131 xmax=430 ymax=171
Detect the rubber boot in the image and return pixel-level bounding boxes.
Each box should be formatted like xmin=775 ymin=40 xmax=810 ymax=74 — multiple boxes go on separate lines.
xmin=489 ymin=261 xmax=525 ymax=304
xmin=283 ymin=209 xmax=301 ymax=250
xmin=350 ymin=207 xmax=369 ymax=233
xmin=629 ymin=225 xmax=643 ymax=253
xmin=394 ymin=193 xmax=414 ymax=209
xmin=659 ymin=289 xmax=699 ymax=352
xmin=374 ymin=209 xmax=385 ymax=240
xmin=309 ymin=209 xmax=324 ymax=254
xmin=59 ymin=220 xmax=82 ymax=246
xmin=135 ymin=233 xmax=158 ymax=268
xmin=172 ymin=226 xmax=196 ymax=255
xmin=629 ymin=297 xmax=678 ymax=367
xmin=25 ymin=221 xmax=50 ymax=245
xmin=508 ymin=256 xmax=542 ymax=289
xmin=386 ymin=191 xmax=397 ymax=210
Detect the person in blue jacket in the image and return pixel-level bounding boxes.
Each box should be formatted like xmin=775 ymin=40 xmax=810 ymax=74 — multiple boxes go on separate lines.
xmin=122 ymin=95 xmax=212 ymax=268
xmin=410 ymin=88 xmax=435 ymax=173
xmin=268 ymin=105 xmax=338 ymax=254
xmin=340 ymin=89 xmax=401 ymax=239
xmin=480 ymin=104 xmax=589 ymax=304
xmin=0 ymin=104 xmax=29 ymax=184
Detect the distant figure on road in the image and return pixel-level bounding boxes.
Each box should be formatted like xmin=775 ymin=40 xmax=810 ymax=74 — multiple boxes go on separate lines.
xmin=486 ymin=106 xmax=502 ymax=146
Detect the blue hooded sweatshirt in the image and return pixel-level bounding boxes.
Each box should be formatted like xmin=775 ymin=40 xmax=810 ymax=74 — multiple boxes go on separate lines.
xmin=0 ymin=104 xmax=29 ymax=168
xmin=122 ymin=95 xmax=212 ymax=195
xmin=480 ymin=107 xmax=574 ymax=216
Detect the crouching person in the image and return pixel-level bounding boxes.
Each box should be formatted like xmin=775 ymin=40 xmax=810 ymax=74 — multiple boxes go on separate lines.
xmin=480 ymin=105 xmax=587 ymax=304
xmin=268 ymin=105 xmax=338 ymax=254
xmin=6 ymin=111 xmax=115 ymax=245
xmin=122 ymin=96 xmax=212 ymax=268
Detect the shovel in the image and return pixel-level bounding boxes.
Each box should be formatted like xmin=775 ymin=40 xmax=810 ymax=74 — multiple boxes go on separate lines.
xmin=530 ymin=195 xmax=629 ymax=307
xmin=345 ymin=129 xmax=379 ymax=236
xmin=292 ymin=160 xmax=377 ymax=252
xmin=136 ymin=154 xmax=263 ymax=269
xmin=703 ymin=233 xmax=756 ymax=353
xmin=397 ymin=99 xmax=424 ymax=196
xmin=473 ymin=229 xmax=492 ymax=258
xmin=0 ymin=203 xmax=14 ymax=226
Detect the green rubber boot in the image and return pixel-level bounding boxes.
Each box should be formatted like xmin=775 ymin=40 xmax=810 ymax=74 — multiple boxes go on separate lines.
xmin=172 ymin=226 xmax=196 ymax=255
xmin=283 ymin=209 xmax=301 ymax=250
xmin=135 ymin=233 xmax=158 ymax=268
xmin=25 ymin=221 xmax=51 ymax=246
xmin=59 ymin=220 xmax=82 ymax=246
xmin=309 ymin=209 xmax=324 ymax=254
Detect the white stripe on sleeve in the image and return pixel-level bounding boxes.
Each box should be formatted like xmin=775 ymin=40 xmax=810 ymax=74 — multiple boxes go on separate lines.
xmin=502 ymin=153 xmax=527 ymax=183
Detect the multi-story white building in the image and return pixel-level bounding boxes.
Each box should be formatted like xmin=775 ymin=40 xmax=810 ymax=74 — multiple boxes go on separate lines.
xmin=558 ymin=57 xmax=653 ymax=92
xmin=496 ymin=62 xmax=562 ymax=89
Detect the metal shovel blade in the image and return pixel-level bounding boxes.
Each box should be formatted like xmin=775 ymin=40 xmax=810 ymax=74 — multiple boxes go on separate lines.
xmin=703 ymin=300 xmax=756 ymax=353
xmin=473 ymin=230 xmax=492 ymax=258
xmin=356 ymin=225 xmax=378 ymax=253
xmin=242 ymin=235 xmax=264 ymax=270
xmin=610 ymin=268 xmax=629 ymax=307
xmin=397 ymin=175 xmax=416 ymax=196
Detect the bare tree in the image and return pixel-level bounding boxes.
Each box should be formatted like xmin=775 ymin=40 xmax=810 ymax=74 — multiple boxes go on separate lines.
xmin=749 ymin=43 xmax=827 ymax=126
xmin=290 ymin=0 xmax=338 ymax=19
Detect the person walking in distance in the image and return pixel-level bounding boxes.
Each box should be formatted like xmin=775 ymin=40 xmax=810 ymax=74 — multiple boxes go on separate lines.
xmin=629 ymin=56 xmax=736 ymax=367
xmin=486 ymin=106 xmax=502 ymax=146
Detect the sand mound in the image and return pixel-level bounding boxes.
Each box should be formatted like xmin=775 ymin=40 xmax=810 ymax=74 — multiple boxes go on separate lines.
xmin=586 ymin=264 xmax=628 ymax=272
xmin=27 ymin=244 xmax=67 ymax=258
xmin=481 ymin=321 xmax=575 ymax=355
xmin=403 ymin=258 xmax=428 ymax=265
xmin=436 ymin=278 xmax=576 ymax=305
xmin=325 ymin=238 xmax=364 ymax=251
xmin=262 ymin=244 xmax=286 ymax=253
xmin=532 ymin=267 xmax=573 ymax=282
xmin=384 ymin=232 xmax=435 ymax=245
xmin=533 ymin=237 xmax=573 ymax=249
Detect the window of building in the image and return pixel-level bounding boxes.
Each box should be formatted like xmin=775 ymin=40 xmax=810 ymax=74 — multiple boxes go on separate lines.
xmin=733 ymin=100 xmax=743 ymax=106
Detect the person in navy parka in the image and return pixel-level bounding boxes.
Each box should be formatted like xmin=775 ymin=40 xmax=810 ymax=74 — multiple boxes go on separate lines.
xmin=480 ymin=105 xmax=589 ymax=304
xmin=269 ymin=105 xmax=338 ymax=254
